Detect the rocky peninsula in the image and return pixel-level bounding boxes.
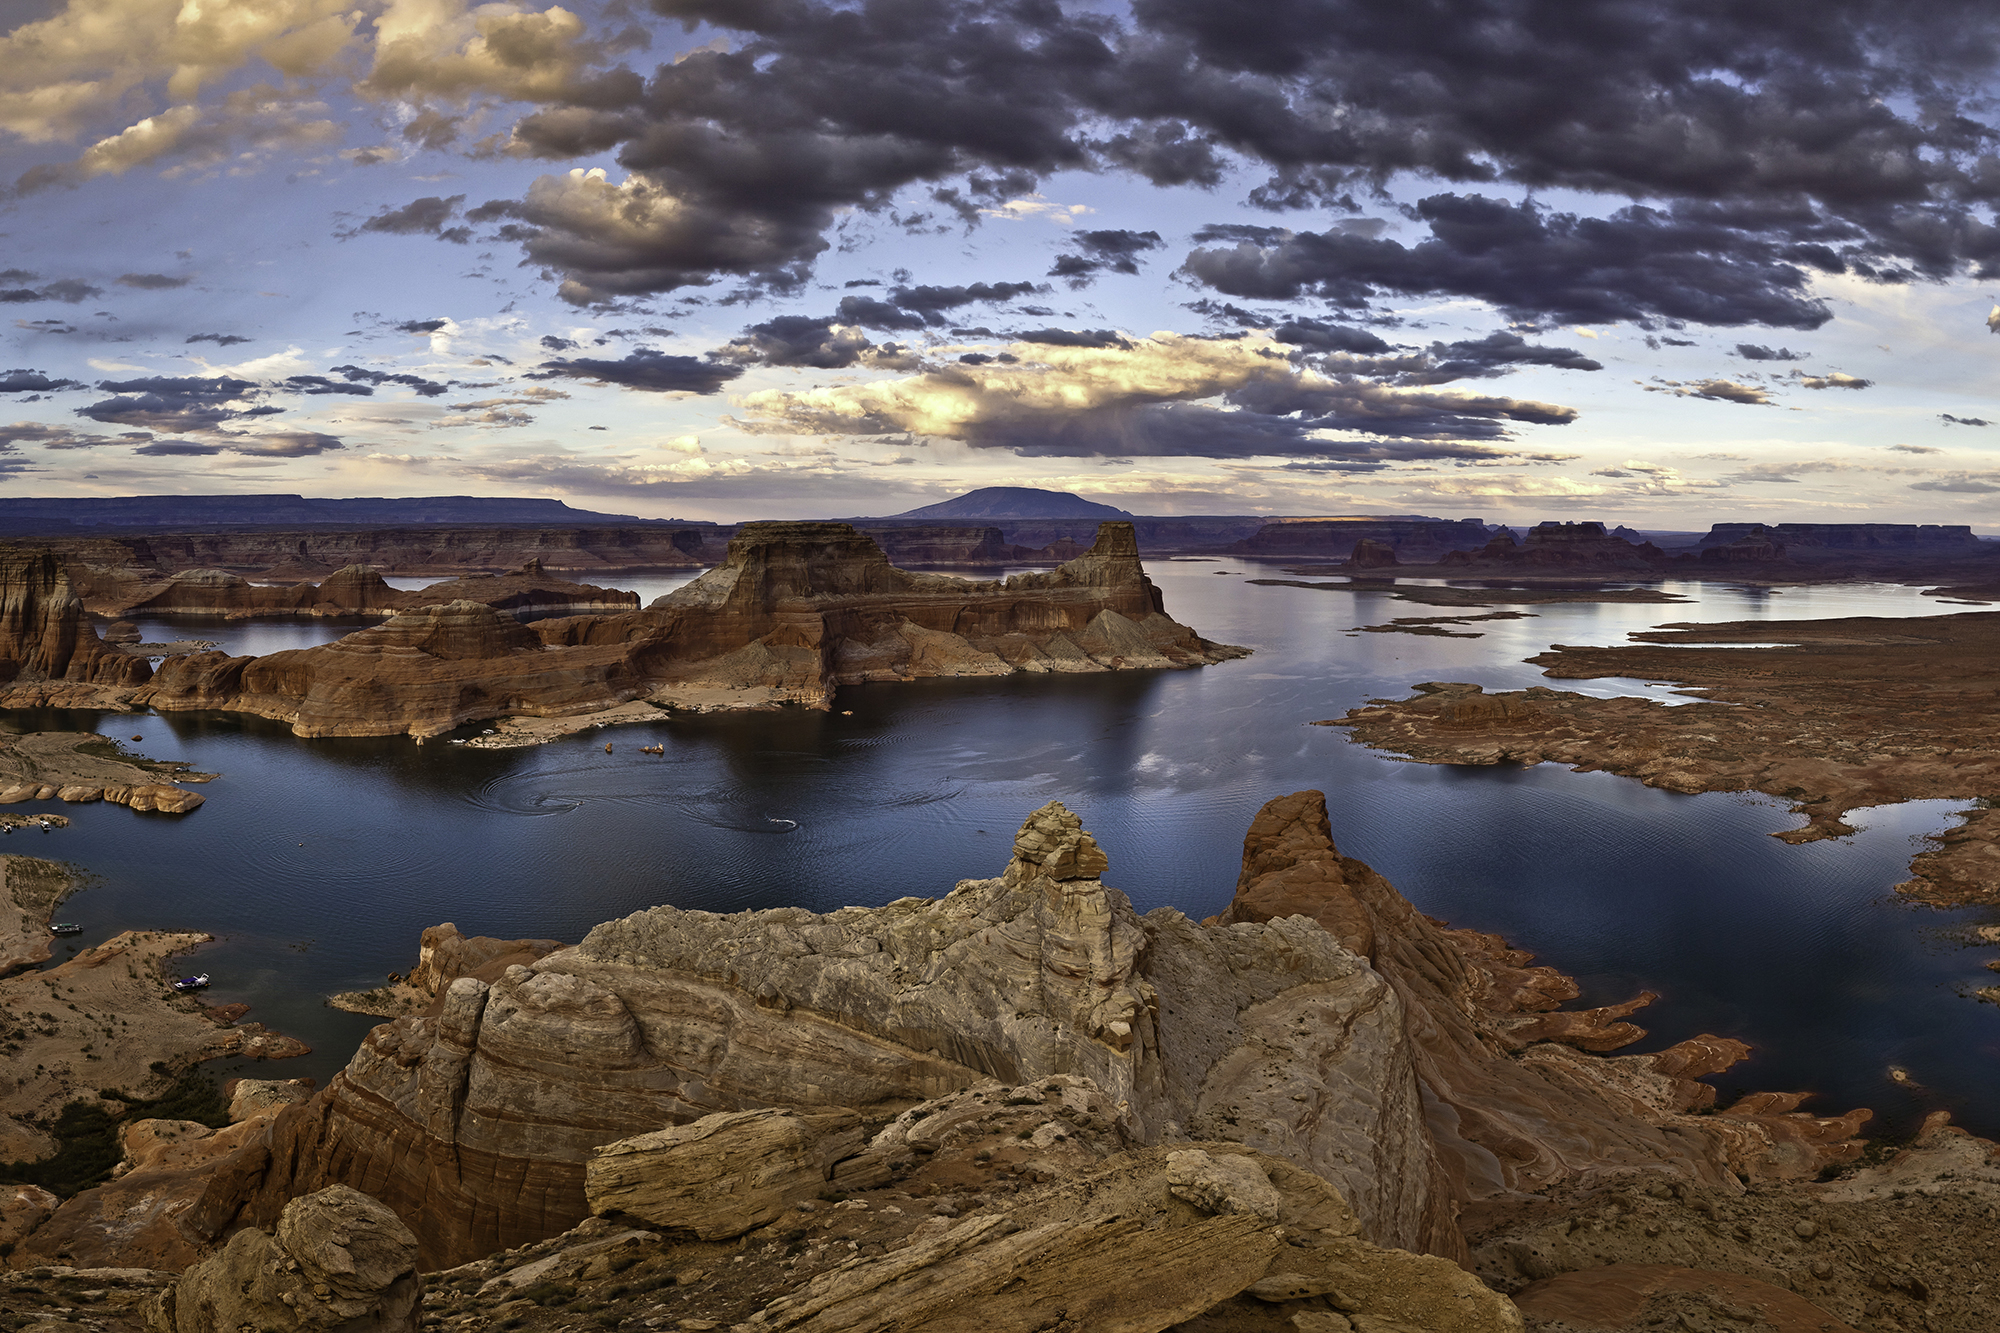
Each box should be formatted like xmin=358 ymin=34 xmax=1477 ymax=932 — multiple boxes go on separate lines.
xmin=0 ymin=730 xmax=212 ymax=817
xmin=1323 ymin=608 xmax=2000 ymax=908
xmin=2 ymin=523 xmax=1247 ymax=741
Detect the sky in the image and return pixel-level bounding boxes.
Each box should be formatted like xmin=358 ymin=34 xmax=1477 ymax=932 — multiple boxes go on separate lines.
xmin=5 ymin=0 xmax=2000 ymax=527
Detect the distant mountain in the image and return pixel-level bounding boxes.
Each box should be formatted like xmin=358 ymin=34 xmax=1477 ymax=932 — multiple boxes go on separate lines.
xmin=884 ymin=487 xmax=1135 ymax=521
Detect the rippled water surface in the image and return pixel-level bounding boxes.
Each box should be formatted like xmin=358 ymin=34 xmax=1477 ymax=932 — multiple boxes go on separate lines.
xmin=12 ymin=566 xmax=1998 ymax=1135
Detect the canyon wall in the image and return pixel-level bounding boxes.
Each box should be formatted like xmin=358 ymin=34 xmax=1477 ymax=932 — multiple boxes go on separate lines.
xmin=0 ymin=545 xmax=152 ymax=695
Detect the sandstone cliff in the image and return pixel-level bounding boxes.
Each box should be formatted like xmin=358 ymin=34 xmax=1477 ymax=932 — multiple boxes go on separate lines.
xmin=121 ymin=522 xmax=1242 ymax=739
xmin=87 ymin=561 xmax=641 ymax=622
xmin=0 ymin=545 xmax=152 ymax=700
xmin=35 ymin=794 xmax=1868 ymax=1274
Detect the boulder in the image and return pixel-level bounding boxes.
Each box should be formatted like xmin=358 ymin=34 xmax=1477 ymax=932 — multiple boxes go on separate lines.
xmin=585 ymin=1107 xmax=868 ymax=1238
xmin=147 ymin=1185 xmax=420 ymax=1333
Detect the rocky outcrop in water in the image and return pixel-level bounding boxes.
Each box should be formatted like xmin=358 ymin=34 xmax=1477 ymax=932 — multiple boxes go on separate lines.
xmin=121 ymin=522 xmax=1242 ymax=739
xmin=89 ymin=561 xmax=641 ymax=622
xmin=1438 ymin=521 xmax=1671 ymax=572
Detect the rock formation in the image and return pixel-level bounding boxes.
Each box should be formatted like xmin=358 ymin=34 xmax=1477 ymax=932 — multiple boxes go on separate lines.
xmin=33 ymin=793 xmax=1872 ymax=1278
xmin=115 ymin=521 xmax=1244 ymax=739
xmin=1327 ymin=607 xmax=2000 ymax=907
xmin=1347 ymin=537 xmax=1400 ymax=568
xmin=330 ymin=922 xmax=567 ymax=1017
xmin=85 ymin=561 xmax=641 ymax=622
xmin=146 ymin=1185 xmax=421 ymax=1333
xmin=1236 ymin=515 xmax=1493 ymax=561
xmin=0 ymin=544 xmax=152 ymax=699
xmin=1438 ymin=520 xmax=1671 ymax=572
xmin=1699 ymin=521 xmax=1984 ymax=552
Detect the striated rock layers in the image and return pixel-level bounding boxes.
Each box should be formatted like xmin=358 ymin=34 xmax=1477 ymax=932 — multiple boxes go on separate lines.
xmin=0 ymin=544 xmax=152 ymax=700
xmin=102 ymin=796 xmax=1867 ymax=1274
xmin=86 ymin=561 xmax=641 ymax=622
xmin=122 ymin=521 xmax=1243 ymax=739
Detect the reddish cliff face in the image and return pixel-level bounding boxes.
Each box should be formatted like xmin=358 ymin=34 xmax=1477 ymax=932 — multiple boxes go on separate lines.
xmin=0 ymin=545 xmax=151 ymax=690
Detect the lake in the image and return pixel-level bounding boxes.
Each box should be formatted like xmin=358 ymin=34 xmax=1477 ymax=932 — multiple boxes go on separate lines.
xmin=10 ymin=563 xmax=1996 ymax=1140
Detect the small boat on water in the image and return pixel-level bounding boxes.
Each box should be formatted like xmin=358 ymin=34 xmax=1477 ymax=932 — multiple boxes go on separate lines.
xmin=170 ymin=974 xmax=210 ymax=992
xmin=48 ymin=922 xmax=82 ymax=936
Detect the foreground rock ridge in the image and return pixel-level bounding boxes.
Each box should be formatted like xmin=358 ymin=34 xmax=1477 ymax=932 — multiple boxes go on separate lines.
xmin=10 ymin=794 xmax=1874 ymax=1280
xmin=0 ymin=523 xmax=1246 ymax=740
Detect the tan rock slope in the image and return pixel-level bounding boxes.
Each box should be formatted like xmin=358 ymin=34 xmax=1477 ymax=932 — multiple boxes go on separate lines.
xmin=0 ymin=545 xmax=152 ymax=703
xmin=21 ymin=793 xmax=1870 ymax=1278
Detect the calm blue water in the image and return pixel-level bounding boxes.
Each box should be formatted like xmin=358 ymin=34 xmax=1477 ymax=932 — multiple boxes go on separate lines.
xmin=15 ymin=567 xmax=1999 ymax=1138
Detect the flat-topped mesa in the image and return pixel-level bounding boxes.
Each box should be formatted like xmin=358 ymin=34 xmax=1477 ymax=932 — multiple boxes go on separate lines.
xmin=90 ymin=561 xmax=641 ymax=622
xmin=1440 ymin=520 xmax=1670 ymax=572
xmin=1234 ymin=515 xmax=1492 ymax=561
xmin=1699 ymin=521 xmax=1983 ymax=551
xmin=0 ymin=545 xmax=151 ymax=695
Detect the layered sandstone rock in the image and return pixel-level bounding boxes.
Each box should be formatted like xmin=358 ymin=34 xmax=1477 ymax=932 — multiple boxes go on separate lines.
xmin=92 ymin=561 xmax=642 ymax=622
xmin=1438 ymin=520 xmax=1671 ymax=571
xmin=330 ymin=922 xmax=566 ymax=1017
xmin=1207 ymin=791 xmax=1870 ymax=1225
xmin=126 ymin=522 xmax=1242 ymax=738
xmin=147 ymin=1185 xmax=421 ymax=1333
xmin=0 ymin=544 xmax=152 ymax=700
xmin=79 ymin=793 xmax=1871 ymax=1281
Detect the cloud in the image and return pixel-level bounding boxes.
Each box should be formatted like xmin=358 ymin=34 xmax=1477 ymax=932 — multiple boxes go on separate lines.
xmin=0 ymin=278 xmax=103 ymax=304
xmin=0 ymin=421 xmax=120 ymax=448
xmin=733 ymin=331 xmax=1577 ymax=459
xmin=395 ymin=319 xmax=449 ymax=334
xmin=1938 ymin=415 xmax=1989 ymax=428
xmin=1049 ymin=229 xmax=1165 ymax=284
xmin=532 ymin=348 xmax=744 ymax=393
xmin=328 ymin=364 xmax=450 ymax=397
xmin=1734 ymin=344 xmax=1805 ymax=360
xmin=131 ymin=428 xmax=343 ymax=458
xmin=348 ymin=194 xmax=471 ymax=243
xmin=283 ymin=374 xmax=375 ymax=396
xmin=713 ymin=316 xmax=905 ymax=370
xmin=1910 ymin=473 xmax=2000 ymax=493
xmin=16 ymin=85 xmax=343 ymax=191
xmin=185 ymin=333 xmax=251 ymax=346
xmin=1792 ymin=370 xmax=1873 ymax=390
xmin=1640 ymin=377 xmax=1774 ymax=405
xmin=75 ymin=374 xmax=267 ymax=430
xmin=117 ymin=272 xmax=191 ymax=290
xmin=1 ymin=369 xmax=85 ymax=393
xmin=1180 ymin=197 xmax=1834 ymax=329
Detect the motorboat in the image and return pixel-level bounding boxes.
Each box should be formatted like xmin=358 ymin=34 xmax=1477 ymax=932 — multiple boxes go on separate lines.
xmin=48 ymin=922 xmax=83 ymax=936
xmin=170 ymin=974 xmax=211 ymax=992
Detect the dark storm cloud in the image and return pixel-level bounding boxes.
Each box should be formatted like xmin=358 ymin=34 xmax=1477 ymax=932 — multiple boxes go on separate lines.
xmin=715 ymin=315 xmax=878 ymax=368
xmin=1941 ymin=413 xmax=1991 ymax=426
xmin=0 ymin=278 xmax=103 ymax=304
xmin=350 ymin=196 xmax=472 ymax=243
xmin=327 ymin=365 xmax=450 ymax=397
xmin=186 ymin=333 xmax=252 ymax=346
xmin=1011 ymin=328 xmax=1133 ymax=349
xmin=1 ymin=369 xmax=85 ymax=393
xmin=117 ymin=273 xmax=192 ymax=290
xmin=0 ymin=423 xmax=114 ymax=448
xmin=532 ymin=348 xmax=744 ymax=393
xmin=395 ymin=319 xmax=449 ymax=334
xmin=1180 ymin=197 xmax=1837 ymax=328
xmin=1264 ymin=316 xmax=1393 ymax=355
xmin=540 ymin=335 xmax=580 ymax=351
xmin=132 ymin=439 xmax=224 ymax=456
xmin=1421 ymin=332 xmax=1602 ymax=377
xmin=284 ymin=375 xmax=374 ymax=396
xmin=830 ymin=281 xmax=1042 ymax=330
xmin=1736 ymin=344 xmax=1806 ymax=360
xmin=76 ymin=375 xmax=267 ymax=430
xmin=446 ymin=0 xmax=2000 ymax=321
xmin=970 ymin=393 xmax=1569 ymax=458
xmin=1049 ymin=229 xmax=1166 ymax=284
